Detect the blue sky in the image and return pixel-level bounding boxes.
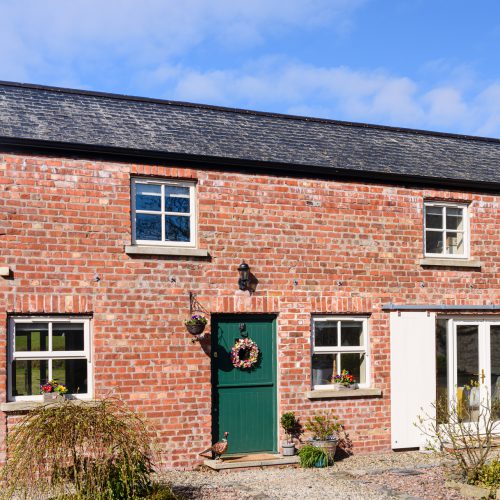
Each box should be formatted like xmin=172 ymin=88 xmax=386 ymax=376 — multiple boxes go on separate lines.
xmin=1 ymin=0 xmax=500 ymax=137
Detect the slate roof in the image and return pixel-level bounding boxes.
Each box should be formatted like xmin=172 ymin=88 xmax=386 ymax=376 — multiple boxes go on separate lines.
xmin=0 ymin=81 xmax=499 ymax=189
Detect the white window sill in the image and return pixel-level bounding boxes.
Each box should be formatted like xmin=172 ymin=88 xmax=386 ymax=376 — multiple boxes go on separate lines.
xmin=1 ymin=399 xmax=95 ymax=412
xmin=419 ymin=258 xmax=482 ymax=269
xmin=306 ymin=388 xmax=382 ymax=399
xmin=125 ymin=245 xmax=209 ymax=257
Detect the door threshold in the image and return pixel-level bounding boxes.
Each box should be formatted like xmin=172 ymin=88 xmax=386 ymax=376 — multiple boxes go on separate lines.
xmin=203 ymin=453 xmax=299 ymax=470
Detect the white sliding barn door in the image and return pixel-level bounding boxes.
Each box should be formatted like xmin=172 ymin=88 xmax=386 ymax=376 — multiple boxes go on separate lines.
xmin=390 ymin=311 xmax=436 ymax=449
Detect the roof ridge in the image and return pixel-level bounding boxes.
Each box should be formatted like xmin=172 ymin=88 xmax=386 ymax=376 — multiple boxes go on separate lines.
xmin=1 ymin=79 xmax=500 ymax=146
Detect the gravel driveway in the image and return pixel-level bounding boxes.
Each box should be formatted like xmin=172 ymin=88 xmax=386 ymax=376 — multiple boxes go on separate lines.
xmin=160 ymin=451 xmax=466 ymax=499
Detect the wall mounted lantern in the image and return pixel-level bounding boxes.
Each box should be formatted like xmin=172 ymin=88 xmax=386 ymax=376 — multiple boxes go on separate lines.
xmin=238 ymin=262 xmax=250 ymax=291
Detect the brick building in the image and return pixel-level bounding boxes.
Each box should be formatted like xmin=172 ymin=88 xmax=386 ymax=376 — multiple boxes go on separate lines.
xmin=0 ymin=81 xmax=499 ymax=468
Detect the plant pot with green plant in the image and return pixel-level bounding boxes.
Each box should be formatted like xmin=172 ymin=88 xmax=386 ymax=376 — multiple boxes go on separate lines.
xmin=280 ymin=411 xmax=299 ymax=456
xmin=298 ymin=444 xmax=329 ymax=468
xmin=184 ymin=315 xmax=208 ymax=335
xmin=305 ymin=411 xmax=341 ymax=465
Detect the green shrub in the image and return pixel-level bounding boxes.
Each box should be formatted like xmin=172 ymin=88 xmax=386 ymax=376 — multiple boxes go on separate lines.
xmin=477 ymin=460 xmax=500 ymax=488
xmin=298 ymin=445 xmax=329 ymax=468
xmin=304 ymin=411 xmax=341 ymax=441
xmin=0 ymin=398 xmax=157 ymax=499
xmin=280 ymin=412 xmax=300 ymax=442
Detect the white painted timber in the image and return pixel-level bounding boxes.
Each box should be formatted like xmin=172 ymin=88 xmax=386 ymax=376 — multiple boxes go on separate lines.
xmin=0 ymin=267 xmax=10 ymax=276
xmin=390 ymin=311 xmax=436 ymax=449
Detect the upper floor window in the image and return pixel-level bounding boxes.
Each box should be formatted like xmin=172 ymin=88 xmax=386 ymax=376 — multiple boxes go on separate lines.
xmin=8 ymin=317 xmax=92 ymax=401
xmin=424 ymin=202 xmax=468 ymax=258
xmin=311 ymin=316 xmax=369 ymax=389
xmin=131 ymin=178 xmax=196 ymax=247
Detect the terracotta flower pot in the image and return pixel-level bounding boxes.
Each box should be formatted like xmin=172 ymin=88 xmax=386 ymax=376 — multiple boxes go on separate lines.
xmin=332 ymin=383 xmax=356 ymax=391
xmin=43 ymin=393 xmax=63 ymax=402
xmin=186 ymin=322 xmax=206 ymax=335
xmin=310 ymin=438 xmax=338 ymax=465
xmin=281 ymin=442 xmax=296 ymax=456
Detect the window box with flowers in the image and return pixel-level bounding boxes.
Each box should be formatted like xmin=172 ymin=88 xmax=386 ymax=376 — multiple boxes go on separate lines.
xmin=41 ymin=380 xmax=68 ymax=402
xmin=332 ymin=369 xmax=357 ymax=391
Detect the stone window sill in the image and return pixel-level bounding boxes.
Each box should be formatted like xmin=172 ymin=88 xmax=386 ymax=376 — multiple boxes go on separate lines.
xmin=125 ymin=245 xmax=209 ymax=257
xmin=1 ymin=399 xmax=95 ymax=412
xmin=306 ymin=388 xmax=382 ymax=399
xmin=419 ymin=258 xmax=482 ymax=269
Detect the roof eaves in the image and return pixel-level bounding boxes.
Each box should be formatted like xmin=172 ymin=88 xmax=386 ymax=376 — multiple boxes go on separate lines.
xmin=1 ymin=135 xmax=499 ymax=193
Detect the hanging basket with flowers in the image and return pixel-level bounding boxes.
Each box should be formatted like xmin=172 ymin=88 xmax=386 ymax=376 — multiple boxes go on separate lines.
xmin=184 ymin=315 xmax=208 ymax=335
xmin=231 ymin=337 xmax=260 ymax=370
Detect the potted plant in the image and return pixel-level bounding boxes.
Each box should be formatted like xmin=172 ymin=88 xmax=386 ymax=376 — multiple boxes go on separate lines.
xmin=331 ymin=369 xmax=356 ymax=390
xmin=298 ymin=444 xmax=329 ymax=468
xmin=305 ymin=411 xmax=342 ymax=464
xmin=280 ymin=411 xmax=299 ymax=456
xmin=184 ymin=315 xmax=208 ymax=335
xmin=40 ymin=380 xmax=68 ymax=401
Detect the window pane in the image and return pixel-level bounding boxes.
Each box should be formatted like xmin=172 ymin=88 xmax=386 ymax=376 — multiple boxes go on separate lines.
xmin=446 ymin=232 xmax=464 ymax=255
xmin=135 ymin=183 xmax=161 ymax=211
xmin=341 ymin=353 xmax=366 ymax=384
xmin=165 ymin=215 xmax=190 ymax=242
xmin=53 ymin=323 xmax=84 ymax=351
xmin=165 ymin=186 xmax=190 ymax=213
xmin=12 ymin=359 xmax=48 ymax=396
xmin=15 ymin=323 xmax=48 ymax=352
xmin=425 ymin=230 xmax=444 ymax=254
xmin=425 ymin=206 xmax=443 ymax=229
xmin=314 ymin=321 xmax=338 ymax=347
xmin=312 ymin=353 xmax=337 ymax=385
xmin=341 ymin=322 xmax=364 ymax=346
xmin=491 ymin=326 xmax=500 ymax=419
xmin=436 ymin=319 xmax=448 ymax=424
xmin=456 ymin=324 xmax=479 ymax=423
xmin=52 ymin=359 xmax=88 ymax=394
xmin=136 ymin=213 xmax=162 ymax=241
xmin=446 ymin=208 xmax=464 ymax=230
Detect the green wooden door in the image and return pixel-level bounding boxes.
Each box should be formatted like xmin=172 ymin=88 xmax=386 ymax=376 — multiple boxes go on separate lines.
xmin=212 ymin=315 xmax=277 ymax=454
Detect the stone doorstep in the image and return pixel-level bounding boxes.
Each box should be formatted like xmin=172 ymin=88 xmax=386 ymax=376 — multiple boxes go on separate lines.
xmin=204 ymin=454 xmax=299 ymax=470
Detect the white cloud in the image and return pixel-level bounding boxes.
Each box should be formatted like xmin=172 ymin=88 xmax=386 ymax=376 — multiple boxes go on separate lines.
xmin=1 ymin=0 xmax=499 ymax=136
xmin=0 ymin=0 xmax=364 ymax=85
xmin=156 ymin=59 xmax=500 ymax=137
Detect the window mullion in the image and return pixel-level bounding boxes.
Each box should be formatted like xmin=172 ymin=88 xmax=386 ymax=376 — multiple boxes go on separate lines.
xmin=48 ymin=321 xmax=53 ymax=353
xmin=161 ymin=184 xmax=166 ymax=243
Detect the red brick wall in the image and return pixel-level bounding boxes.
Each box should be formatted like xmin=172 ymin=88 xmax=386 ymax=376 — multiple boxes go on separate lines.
xmin=0 ymin=152 xmax=499 ymax=468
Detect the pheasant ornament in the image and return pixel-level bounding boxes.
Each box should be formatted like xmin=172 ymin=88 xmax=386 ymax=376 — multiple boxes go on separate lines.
xmin=199 ymin=431 xmax=229 ymax=460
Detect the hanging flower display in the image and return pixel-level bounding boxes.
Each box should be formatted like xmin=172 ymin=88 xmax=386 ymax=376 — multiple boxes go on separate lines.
xmin=231 ymin=337 xmax=260 ymax=369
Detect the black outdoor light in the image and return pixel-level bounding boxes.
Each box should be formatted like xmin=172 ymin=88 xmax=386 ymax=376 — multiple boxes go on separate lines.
xmin=237 ymin=262 xmax=250 ymax=291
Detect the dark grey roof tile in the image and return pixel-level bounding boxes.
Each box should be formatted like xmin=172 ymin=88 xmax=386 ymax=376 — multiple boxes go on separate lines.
xmin=0 ymin=81 xmax=499 ymax=186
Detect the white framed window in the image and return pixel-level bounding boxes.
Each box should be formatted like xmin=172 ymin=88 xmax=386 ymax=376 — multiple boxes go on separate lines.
xmin=8 ymin=317 xmax=92 ymax=401
xmin=131 ymin=178 xmax=196 ymax=247
xmin=311 ymin=316 xmax=370 ymax=389
xmin=424 ymin=202 xmax=469 ymax=258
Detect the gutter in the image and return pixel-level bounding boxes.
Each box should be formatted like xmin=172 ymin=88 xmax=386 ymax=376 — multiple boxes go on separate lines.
xmin=1 ymin=137 xmax=500 ymax=193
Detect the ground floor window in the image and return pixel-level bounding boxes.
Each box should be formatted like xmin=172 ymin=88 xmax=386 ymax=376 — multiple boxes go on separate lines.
xmin=311 ymin=316 xmax=369 ymax=389
xmin=8 ymin=317 xmax=92 ymax=401
xmin=436 ymin=317 xmax=500 ymax=423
